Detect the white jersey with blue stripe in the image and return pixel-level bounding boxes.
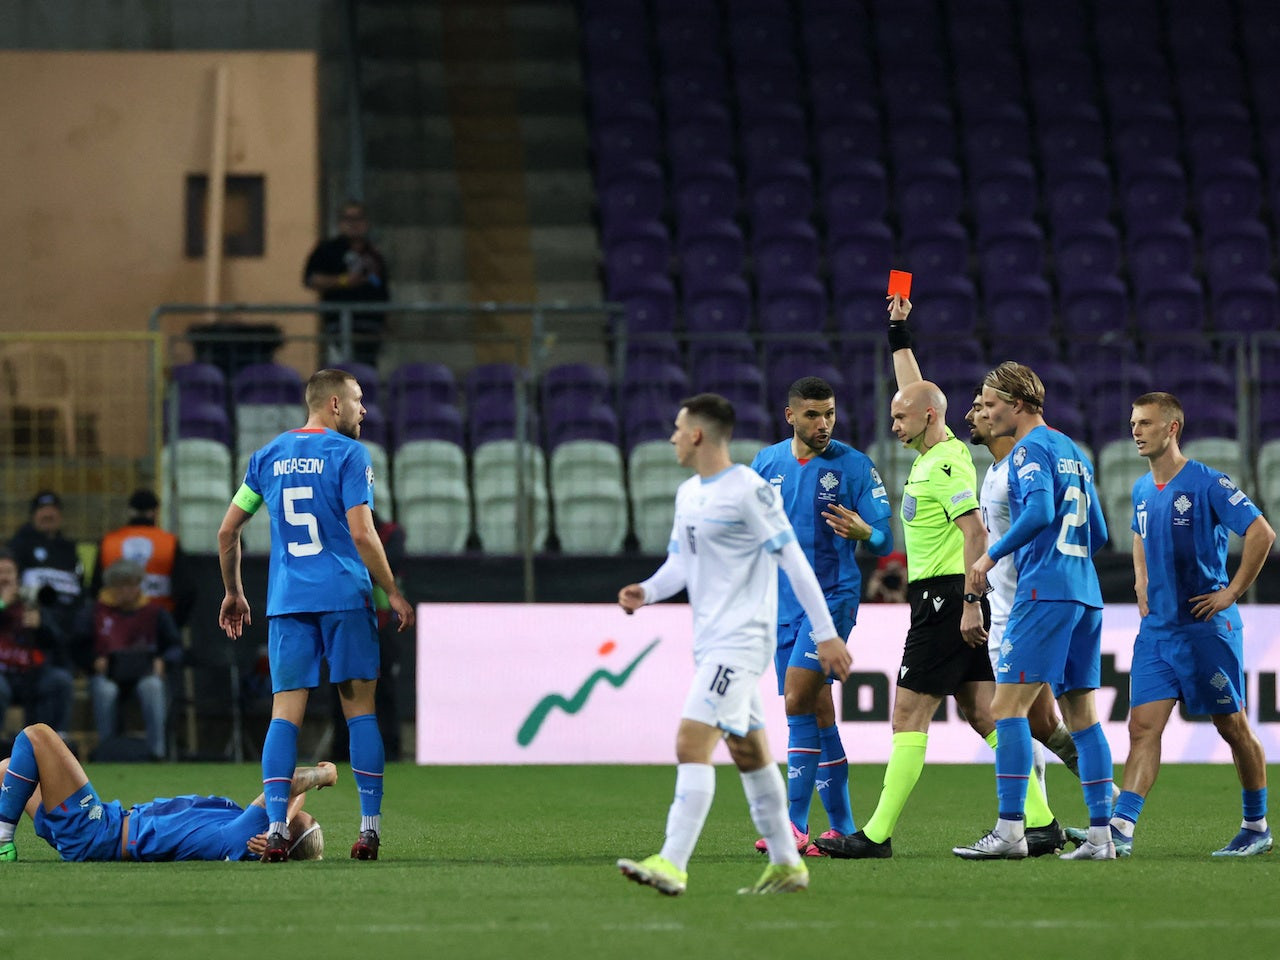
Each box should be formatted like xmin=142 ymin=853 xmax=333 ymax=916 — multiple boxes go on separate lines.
xmin=668 ymin=464 xmax=798 ymax=672
xmin=243 ymin=427 xmax=375 ymax=616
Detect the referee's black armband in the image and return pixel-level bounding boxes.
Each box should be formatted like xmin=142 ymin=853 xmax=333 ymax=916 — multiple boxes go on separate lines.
xmin=887 ymin=322 xmax=913 ymax=352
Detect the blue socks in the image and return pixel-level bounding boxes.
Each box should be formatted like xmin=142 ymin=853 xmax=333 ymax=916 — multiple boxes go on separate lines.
xmin=0 ymin=730 xmax=38 ymax=831
xmin=1243 ymin=787 xmax=1268 ymax=823
xmin=994 ymin=717 xmax=1032 ymax=821
xmin=348 ymin=713 xmax=385 ymax=819
xmin=818 ymin=724 xmax=857 ymax=835
xmin=1113 ymin=790 xmax=1145 ymax=827
xmin=785 ymin=714 xmax=820 ymax=833
xmin=1072 ymin=722 xmax=1115 ymax=826
xmin=261 ymin=718 xmax=299 ymax=828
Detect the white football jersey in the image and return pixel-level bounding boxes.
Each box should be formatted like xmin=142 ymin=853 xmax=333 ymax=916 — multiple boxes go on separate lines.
xmin=667 ymin=464 xmax=797 ymax=672
xmin=980 ymin=453 xmax=1018 ymax=628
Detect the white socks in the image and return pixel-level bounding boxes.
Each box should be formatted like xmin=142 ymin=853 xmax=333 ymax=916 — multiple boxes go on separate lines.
xmin=659 ymin=763 xmax=715 ymax=871
xmin=741 ymin=764 xmax=801 ymax=867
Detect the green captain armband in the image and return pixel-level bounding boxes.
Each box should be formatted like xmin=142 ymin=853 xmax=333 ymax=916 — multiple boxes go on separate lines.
xmin=232 ymin=484 xmax=264 ymax=514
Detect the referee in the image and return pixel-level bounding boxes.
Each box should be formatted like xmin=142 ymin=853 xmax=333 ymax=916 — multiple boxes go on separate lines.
xmin=816 ymin=294 xmax=1047 ymax=858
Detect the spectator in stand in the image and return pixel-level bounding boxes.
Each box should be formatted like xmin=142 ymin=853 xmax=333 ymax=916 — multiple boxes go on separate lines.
xmin=303 ymin=200 xmax=390 ymax=366
xmin=76 ymin=560 xmax=181 ymax=762
xmin=865 ymin=552 xmax=909 ymax=604
xmin=0 ymin=549 xmax=74 ymax=744
xmin=90 ymin=489 xmax=196 ymax=630
xmin=7 ymin=491 xmax=85 ymax=638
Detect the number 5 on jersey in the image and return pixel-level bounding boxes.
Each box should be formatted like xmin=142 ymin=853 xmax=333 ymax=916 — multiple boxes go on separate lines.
xmin=284 ymin=486 xmax=323 ymax=557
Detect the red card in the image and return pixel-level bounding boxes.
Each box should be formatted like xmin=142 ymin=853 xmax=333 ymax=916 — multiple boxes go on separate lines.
xmin=887 ymin=270 xmax=913 ymax=299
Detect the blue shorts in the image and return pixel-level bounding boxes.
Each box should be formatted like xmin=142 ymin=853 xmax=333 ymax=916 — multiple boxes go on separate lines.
xmin=1130 ymin=619 xmax=1246 ymax=715
xmin=997 ymin=600 xmax=1101 ymax=697
xmin=32 ymin=782 xmax=126 ymax=862
xmin=268 ymin=608 xmax=380 ymax=693
xmin=774 ymin=600 xmax=855 ymax=695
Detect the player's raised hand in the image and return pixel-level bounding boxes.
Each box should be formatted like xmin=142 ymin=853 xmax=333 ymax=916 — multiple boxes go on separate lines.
xmin=887 ymin=293 xmax=913 ymax=324
xmin=816 ymin=636 xmax=852 ymax=681
xmin=822 ymin=503 xmax=872 ymax=541
xmin=218 ymin=593 xmax=251 ymax=639
xmin=618 ymin=583 xmax=646 ymax=614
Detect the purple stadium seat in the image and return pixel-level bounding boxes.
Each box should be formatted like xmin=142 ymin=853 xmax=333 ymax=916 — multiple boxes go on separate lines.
xmin=987 ymin=333 xmax=1061 ymax=369
xmin=232 ymin=363 xmax=304 ymax=405
xmin=746 ymin=160 xmax=815 ymax=230
xmin=615 ymin=275 xmax=678 ymax=336
xmin=910 ymin=276 xmax=979 ymax=338
xmin=985 ymin=276 xmax=1054 ymax=339
xmin=1045 ymin=159 xmax=1112 ymax=232
xmin=885 ymin=103 xmax=958 ymax=168
xmin=388 ymin=362 xmax=457 ymax=411
xmin=1204 ymin=222 xmax=1272 ymax=286
xmin=1036 ymin=103 xmax=1106 ymax=172
xmin=894 ymin=158 xmax=965 ymax=227
xmin=621 ymin=361 xmax=689 ymax=425
xmin=1186 ymin=103 xmax=1256 ymax=173
xmin=176 ymin=399 xmax=232 ymax=445
xmin=970 ymin=158 xmax=1037 ymax=227
xmin=684 ymin=276 xmax=753 ymax=333
xmin=399 ymin=400 xmax=464 ymax=449
xmin=963 ymin=106 xmax=1033 ymax=174
xmin=541 ymin=363 xmax=612 ymax=417
xmin=815 ymin=113 xmax=884 ymax=182
xmin=1133 ymin=275 xmax=1207 ymax=335
xmin=694 ymin=357 xmax=766 ymax=410
xmin=977 ymin=220 xmax=1045 ymax=288
xmin=678 ymin=219 xmax=745 ymax=296
xmin=1211 ymin=275 xmax=1280 ymax=333
xmin=903 ymin=221 xmax=969 ymax=277
xmin=752 ymin=221 xmax=820 ymax=296
xmin=672 ymin=161 xmax=738 ymax=228
xmin=1194 ymin=160 xmax=1264 ymax=235
xmin=171 ymin=362 xmax=229 ymax=409
xmin=1058 ymin=276 xmax=1129 ymax=339
xmin=603 ymin=220 xmax=671 ymax=299
xmin=1053 ymin=221 xmax=1121 ymax=286
xmin=828 ymin=224 xmax=894 ymax=298
xmin=833 ymin=283 xmax=890 ymax=340
xmin=591 ymin=107 xmax=661 ymax=174
xmin=1126 ymin=220 xmax=1196 ymax=294
xmin=1028 ymin=55 xmax=1097 ymax=122
xmin=545 ymin=403 xmax=620 ymax=452
xmin=667 ymin=103 xmax=734 ymax=180
xmin=758 ymin=276 xmax=828 ymax=334
xmin=598 ymin=161 xmax=666 ymax=246
xmin=821 ymin=159 xmax=890 ymax=227
xmin=1120 ymin=158 xmax=1188 ymax=226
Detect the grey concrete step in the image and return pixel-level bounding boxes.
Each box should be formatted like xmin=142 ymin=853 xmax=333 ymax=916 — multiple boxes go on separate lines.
xmin=530 ymin=226 xmax=600 ymax=282
xmin=364 ymin=114 xmax=587 ymax=172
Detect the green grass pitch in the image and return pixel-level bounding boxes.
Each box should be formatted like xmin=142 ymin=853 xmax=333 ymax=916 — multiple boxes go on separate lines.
xmin=1 ymin=762 xmax=1274 ymax=960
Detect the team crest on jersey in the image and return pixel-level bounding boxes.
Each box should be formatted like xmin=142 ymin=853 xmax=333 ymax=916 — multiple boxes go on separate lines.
xmin=870 ymin=467 xmax=883 ymax=486
xmin=819 ymin=471 xmax=839 ymax=492
xmin=1013 ymin=447 xmax=1027 ymax=467
xmin=1218 ymin=476 xmax=1237 ymax=491
xmin=366 ymin=465 xmax=375 ymax=486
xmin=1174 ymin=494 xmax=1192 ymax=514
xmin=756 ymin=484 xmax=776 ymax=507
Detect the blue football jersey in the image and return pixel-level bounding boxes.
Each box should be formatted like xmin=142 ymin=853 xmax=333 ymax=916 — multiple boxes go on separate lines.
xmin=1004 ymin=425 xmax=1105 ymax=607
xmin=128 ymin=795 xmax=265 ymax=861
xmin=1132 ymin=459 xmax=1262 ymax=630
xmin=751 ymin=438 xmax=892 ymax=624
xmin=243 ymin=428 xmax=375 ymax=616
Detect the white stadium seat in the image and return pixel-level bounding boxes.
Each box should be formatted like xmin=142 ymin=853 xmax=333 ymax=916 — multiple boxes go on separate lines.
xmin=393 ymin=439 xmax=471 ymax=554
xmin=471 ymin=440 xmax=549 ymax=553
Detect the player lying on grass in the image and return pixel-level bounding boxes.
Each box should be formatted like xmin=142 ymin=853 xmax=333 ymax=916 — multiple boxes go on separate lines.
xmin=0 ymin=723 xmax=333 ymax=862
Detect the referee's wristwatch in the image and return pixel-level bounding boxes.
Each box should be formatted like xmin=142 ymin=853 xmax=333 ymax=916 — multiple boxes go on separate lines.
xmin=963 ymin=592 xmax=982 ymax=604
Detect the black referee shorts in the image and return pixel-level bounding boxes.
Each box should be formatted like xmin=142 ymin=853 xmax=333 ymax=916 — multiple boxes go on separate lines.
xmin=898 ymin=574 xmax=994 ymax=696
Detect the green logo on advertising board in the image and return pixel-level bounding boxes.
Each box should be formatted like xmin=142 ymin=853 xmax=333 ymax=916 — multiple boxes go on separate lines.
xmin=516 ymin=638 xmax=660 ymax=746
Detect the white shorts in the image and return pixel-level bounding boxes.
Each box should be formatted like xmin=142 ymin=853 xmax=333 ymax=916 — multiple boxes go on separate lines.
xmin=681 ymin=661 xmax=766 ymax=737
xmin=987 ymin=616 xmax=1008 ymax=674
